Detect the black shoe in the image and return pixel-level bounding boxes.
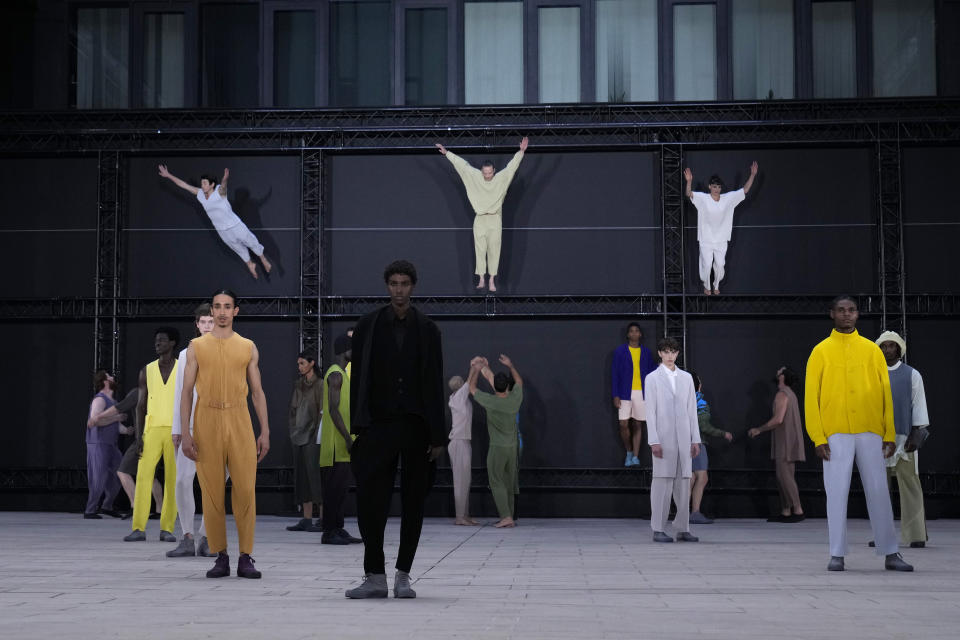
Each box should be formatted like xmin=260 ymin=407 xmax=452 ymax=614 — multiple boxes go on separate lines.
xmin=868 ymin=540 xmax=876 ymax=547
xmin=100 ymin=508 xmax=123 ymax=518
xmin=307 ymin=519 xmax=324 ymax=532
xmin=909 ymin=541 xmax=926 ymax=548
xmin=785 ymin=514 xmax=806 ymax=522
xmin=337 ymin=528 xmax=362 ymax=544
xmin=237 ymin=553 xmax=261 ymax=579
xmin=286 ymin=518 xmax=312 ymax=531
xmin=206 ymin=552 xmax=230 ymax=578
xmin=676 ymin=531 xmax=699 ymax=542
xmin=321 ymin=530 xmax=350 ymax=545
xmin=767 ymin=514 xmax=789 ymax=523
xmin=83 ymin=512 xmax=102 ymax=519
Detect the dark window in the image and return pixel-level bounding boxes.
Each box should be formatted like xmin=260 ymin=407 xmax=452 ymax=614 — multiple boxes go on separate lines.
xmin=202 ymin=3 xmax=259 ymax=107
xmin=274 ymin=10 xmax=317 ymax=107
xmin=330 ymin=1 xmax=391 ymax=107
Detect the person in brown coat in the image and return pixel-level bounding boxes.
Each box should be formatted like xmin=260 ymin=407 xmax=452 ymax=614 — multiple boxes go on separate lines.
xmin=748 ymin=366 xmax=806 ymax=522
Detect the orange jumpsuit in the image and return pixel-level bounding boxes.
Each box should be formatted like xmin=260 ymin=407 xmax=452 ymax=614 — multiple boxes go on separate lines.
xmin=192 ymin=333 xmax=258 ymax=555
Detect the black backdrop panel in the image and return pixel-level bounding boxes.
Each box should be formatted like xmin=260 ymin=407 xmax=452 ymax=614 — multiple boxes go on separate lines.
xmin=329 ymin=151 xmax=661 ymax=295
xmin=905 ymin=319 xmax=958 ymax=472
xmin=684 ymin=227 xmax=876 ymax=293
xmin=683 ymin=148 xmax=875 ymax=293
xmin=324 ymin=317 xmax=664 ymax=468
xmin=2 ymin=322 xmax=94 ymax=467
xmin=902 ymin=147 xmax=957 ymax=293
xmin=126 ymin=155 xmax=300 ymax=297
xmin=120 ymin=319 xmax=301 ymax=467
xmin=0 ymin=157 xmax=97 ymax=297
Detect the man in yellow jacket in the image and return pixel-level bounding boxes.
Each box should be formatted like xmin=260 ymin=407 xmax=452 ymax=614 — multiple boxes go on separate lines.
xmin=804 ymin=295 xmax=913 ymax=572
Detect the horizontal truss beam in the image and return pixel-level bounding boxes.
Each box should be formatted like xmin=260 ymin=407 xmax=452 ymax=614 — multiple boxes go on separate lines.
xmin=2 ymin=294 xmax=959 ymax=320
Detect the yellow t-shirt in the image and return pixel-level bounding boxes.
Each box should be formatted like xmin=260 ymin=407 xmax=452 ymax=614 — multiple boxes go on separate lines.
xmin=629 ymin=346 xmax=643 ymax=391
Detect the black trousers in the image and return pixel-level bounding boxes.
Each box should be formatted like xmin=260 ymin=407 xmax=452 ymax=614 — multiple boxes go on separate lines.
xmin=351 ymin=418 xmax=430 ymax=574
xmin=319 ymin=461 xmax=351 ymax=532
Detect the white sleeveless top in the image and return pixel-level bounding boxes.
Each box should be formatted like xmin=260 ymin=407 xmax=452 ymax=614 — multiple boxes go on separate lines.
xmin=196 ymin=187 xmax=242 ymax=231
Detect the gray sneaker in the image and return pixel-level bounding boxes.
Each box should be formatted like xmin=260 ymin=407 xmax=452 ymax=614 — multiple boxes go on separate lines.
xmin=394 ymin=570 xmax=417 ymax=599
xmin=166 ymin=536 xmax=196 ymax=557
xmin=689 ymin=511 xmax=714 ymax=524
xmin=885 ymin=553 xmax=914 ymax=572
xmin=123 ymin=530 xmax=146 ymax=542
xmin=652 ymin=531 xmax=674 ymax=543
xmin=197 ymin=536 xmax=217 ymax=557
xmin=159 ymin=530 xmax=177 ymax=542
xmin=676 ymin=531 xmax=699 ymax=542
xmin=828 ymin=556 xmax=844 ymax=571
xmin=345 ymin=573 xmax=388 ymax=599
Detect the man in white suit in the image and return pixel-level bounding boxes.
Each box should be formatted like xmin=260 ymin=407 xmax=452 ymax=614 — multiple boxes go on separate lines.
xmin=645 ymin=336 xmax=701 ymax=543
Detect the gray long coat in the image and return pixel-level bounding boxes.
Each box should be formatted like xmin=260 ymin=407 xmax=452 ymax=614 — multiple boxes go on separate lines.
xmin=645 ymin=366 xmax=701 ymax=478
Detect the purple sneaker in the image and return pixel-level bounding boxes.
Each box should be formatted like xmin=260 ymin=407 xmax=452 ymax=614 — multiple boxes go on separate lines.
xmin=206 ymin=552 xmax=230 ymax=578
xmin=237 ymin=553 xmax=261 ymax=579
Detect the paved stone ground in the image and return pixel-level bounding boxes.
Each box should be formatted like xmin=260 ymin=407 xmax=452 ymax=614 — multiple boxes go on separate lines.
xmin=0 ymin=512 xmax=957 ymax=639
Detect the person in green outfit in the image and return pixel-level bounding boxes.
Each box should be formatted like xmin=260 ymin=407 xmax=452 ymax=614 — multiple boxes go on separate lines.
xmin=688 ymin=372 xmax=733 ymax=524
xmin=470 ymin=354 xmax=523 ymax=528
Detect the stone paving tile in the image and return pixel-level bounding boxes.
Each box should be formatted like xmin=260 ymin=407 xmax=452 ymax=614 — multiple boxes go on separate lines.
xmin=0 ymin=513 xmax=958 ymax=639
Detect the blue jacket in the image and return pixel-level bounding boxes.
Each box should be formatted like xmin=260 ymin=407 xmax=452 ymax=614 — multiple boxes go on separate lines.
xmin=612 ymin=343 xmax=657 ymax=400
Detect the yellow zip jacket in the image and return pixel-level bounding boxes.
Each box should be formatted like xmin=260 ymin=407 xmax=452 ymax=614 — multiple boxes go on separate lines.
xmin=804 ymin=329 xmax=895 ymax=447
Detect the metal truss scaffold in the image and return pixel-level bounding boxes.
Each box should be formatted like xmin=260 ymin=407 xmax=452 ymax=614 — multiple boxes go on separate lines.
xmin=93 ymin=151 xmax=123 ymax=374
xmin=299 ymin=149 xmax=322 ymax=357
xmin=660 ymin=145 xmax=687 ymax=364
xmin=876 ymin=125 xmax=907 ymax=339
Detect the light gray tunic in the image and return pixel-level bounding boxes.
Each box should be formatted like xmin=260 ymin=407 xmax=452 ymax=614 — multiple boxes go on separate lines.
xmin=645 ymin=365 xmax=701 ymax=478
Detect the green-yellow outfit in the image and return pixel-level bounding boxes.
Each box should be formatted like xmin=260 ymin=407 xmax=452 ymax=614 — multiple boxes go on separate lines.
xmin=474 ymin=385 xmax=523 ymax=519
xmin=445 ymin=149 xmax=525 ymax=276
xmin=320 ymin=364 xmax=354 ymax=466
xmin=132 ymin=359 xmax=179 ymax=533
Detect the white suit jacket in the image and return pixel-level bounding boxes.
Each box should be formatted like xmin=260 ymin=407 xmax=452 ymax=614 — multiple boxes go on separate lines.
xmin=645 ymin=365 xmax=701 ymax=478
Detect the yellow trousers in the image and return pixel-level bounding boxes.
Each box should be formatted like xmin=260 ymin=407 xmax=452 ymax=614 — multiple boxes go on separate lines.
xmin=195 ymin=407 xmax=258 ymax=555
xmin=132 ymin=425 xmax=177 ymax=532
xmin=473 ymin=214 xmax=502 ymax=276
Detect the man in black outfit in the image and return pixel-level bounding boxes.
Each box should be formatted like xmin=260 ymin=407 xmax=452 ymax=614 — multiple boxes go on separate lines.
xmin=345 ymin=260 xmax=446 ymax=599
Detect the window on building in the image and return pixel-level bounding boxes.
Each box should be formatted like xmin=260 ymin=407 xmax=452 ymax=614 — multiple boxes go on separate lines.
xmin=330 ymin=1 xmax=391 ymax=106
xmin=873 ymin=0 xmax=935 ymax=97
xmin=673 ymin=3 xmax=716 ymax=101
xmin=732 ymin=0 xmax=794 ymax=99
xmin=274 ymin=10 xmax=316 ymax=107
xmin=143 ymin=13 xmax=185 ymax=108
xmin=464 ymin=2 xmax=523 ymax=104
xmin=75 ymin=8 xmax=129 ymax=108
xmin=202 ymin=3 xmax=259 ymax=107
xmin=812 ymin=1 xmax=856 ymax=98
xmin=405 ymin=7 xmax=448 ymax=105
xmin=538 ymin=6 xmax=581 ymax=102
xmin=595 ymin=0 xmax=658 ymax=102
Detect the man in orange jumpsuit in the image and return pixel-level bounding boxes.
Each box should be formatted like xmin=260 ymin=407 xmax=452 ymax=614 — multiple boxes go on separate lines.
xmin=179 ymin=289 xmax=271 ymax=579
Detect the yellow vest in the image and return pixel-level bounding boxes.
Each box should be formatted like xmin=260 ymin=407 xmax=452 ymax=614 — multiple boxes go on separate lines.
xmin=804 ymin=329 xmax=895 ymax=447
xmin=145 ymin=359 xmax=178 ymax=429
xmin=319 ymin=364 xmax=353 ymax=466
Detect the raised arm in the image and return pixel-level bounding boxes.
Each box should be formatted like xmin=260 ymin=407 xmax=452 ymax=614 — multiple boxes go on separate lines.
xmin=742 ymin=161 xmax=758 ymax=194
xmin=476 ymin=356 xmax=494 ymax=388
xmin=326 ymin=371 xmax=353 ymax=453
xmin=218 ymin=168 xmax=229 ymax=196
xmin=468 ymin=358 xmax=484 ymax=396
xmin=158 ymin=164 xmax=200 ymax=195
xmin=499 ymin=354 xmax=522 ymax=387
xmin=247 ymin=343 xmax=271 ymax=462
xmin=684 ymin=167 xmax=694 ymax=200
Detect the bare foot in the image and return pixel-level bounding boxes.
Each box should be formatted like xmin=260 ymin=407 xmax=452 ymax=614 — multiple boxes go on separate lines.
xmin=488 ymin=277 xmax=497 ymax=292
xmin=476 ymin=276 xmax=485 ymax=289
xmin=493 ymin=517 xmax=515 ymax=528
xmin=703 ymin=288 xmax=711 ymax=295
xmin=454 ymin=518 xmax=479 ymax=526
xmin=247 ymin=262 xmax=259 ymax=279
xmin=260 ymin=253 xmax=272 ymax=273
xmin=712 ymin=289 xmax=719 ymax=295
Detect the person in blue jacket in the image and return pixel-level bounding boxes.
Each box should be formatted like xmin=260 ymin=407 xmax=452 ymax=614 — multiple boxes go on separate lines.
xmin=611 ymin=322 xmax=657 ymax=466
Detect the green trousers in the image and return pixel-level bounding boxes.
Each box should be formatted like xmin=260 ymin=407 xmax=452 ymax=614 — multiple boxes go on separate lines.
xmin=487 ymin=444 xmax=517 ymax=519
xmin=887 ymin=454 xmax=927 ymax=544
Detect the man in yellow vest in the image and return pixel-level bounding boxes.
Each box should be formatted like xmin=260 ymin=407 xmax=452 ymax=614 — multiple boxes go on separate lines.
xmin=319 ymin=334 xmax=361 ymax=545
xmin=123 ymin=327 xmax=180 ymax=542
xmin=179 ymin=289 xmax=271 ymax=579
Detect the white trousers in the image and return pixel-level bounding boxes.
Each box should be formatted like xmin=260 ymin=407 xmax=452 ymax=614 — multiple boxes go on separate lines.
xmin=823 ymin=432 xmax=898 ymax=557
xmin=650 ymin=476 xmax=691 ymax=533
xmin=698 ymin=241 xmax=728 ymax=290
xmin=218 ymin=223 xmax=264 ymax=263
xmin=448 ymin=439 xmax=472 ymax=519
xmin=175 ymin=445 xmax=205 ymax=537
